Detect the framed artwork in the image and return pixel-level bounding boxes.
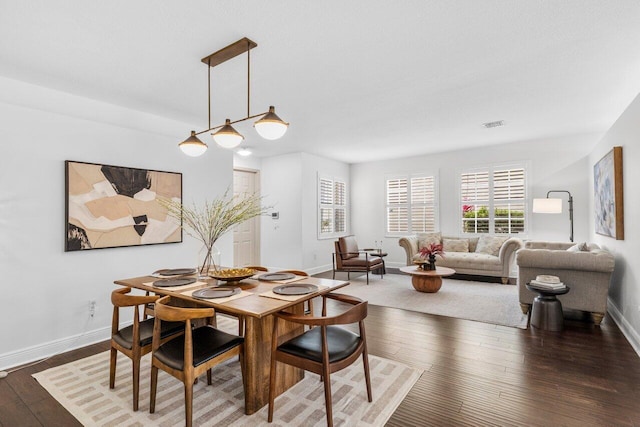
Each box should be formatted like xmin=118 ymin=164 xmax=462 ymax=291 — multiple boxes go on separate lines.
xmin=593 ymin=146 xmax=624 ymax=240
xmin=65 ymin=160 xmax=182 ymax=251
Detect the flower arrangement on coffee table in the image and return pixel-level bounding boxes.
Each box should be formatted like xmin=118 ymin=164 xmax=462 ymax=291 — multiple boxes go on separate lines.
xmin=415 ymin=243 xmax=445 ymax=271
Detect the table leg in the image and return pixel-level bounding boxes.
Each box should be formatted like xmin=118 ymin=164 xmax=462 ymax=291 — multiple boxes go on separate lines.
xmin=411 ymin=275 xmax=442 ymax=293
xmin=242 ymin=304 xmax=305 ymax=414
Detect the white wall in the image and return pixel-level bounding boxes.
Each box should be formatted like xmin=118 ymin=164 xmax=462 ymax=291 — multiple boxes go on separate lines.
xmin=350 ymin=133 xmax=602 ymax=267
xmin=260 ymin=153 xmax=304 ymax=269
xmin=257 ymin=152 xmax=350 ymax=273
xmin=0 ymin=77 xmax=233 ymax=369
xmin=588 ymin=92 xmax=640 ymax=354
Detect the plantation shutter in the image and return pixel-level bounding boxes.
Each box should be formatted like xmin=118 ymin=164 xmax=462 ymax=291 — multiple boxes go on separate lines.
xmin=386 ymin=175 xmax=437 ymax=234
xmin=460 ymin=165 xmax=526 ymax=234
xmin=493 ymin=168 xmax=525 ymax=234
xmin=460 ymin=171 xmax=490 ymax=233
xmin=410 ymin=176 xmax=436 ymax=233
xmin=334 ymin=181 xmax=346 ymax=233
xmin=386 ymin=178 xmax=408 ymax=233
xmin=318 ymin=175 xmax=348 ymax=238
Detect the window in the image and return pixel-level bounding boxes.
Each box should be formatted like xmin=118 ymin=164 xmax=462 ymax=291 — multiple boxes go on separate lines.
xmin=318 ymin=176 xmax=347 ymax=238
xmin=386 ymin=174 xmax=438 ymax=235
xmin=460 ymin=164 xmax=526 ymax=234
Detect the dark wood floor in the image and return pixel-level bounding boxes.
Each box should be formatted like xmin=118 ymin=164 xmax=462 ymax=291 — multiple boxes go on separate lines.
xmin=1 ymin=290 xmax=639 ymax=426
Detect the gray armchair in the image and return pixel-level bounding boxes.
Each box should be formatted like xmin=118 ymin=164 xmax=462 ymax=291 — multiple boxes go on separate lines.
xmin=516 ymin=241 xmax=615 ymax=325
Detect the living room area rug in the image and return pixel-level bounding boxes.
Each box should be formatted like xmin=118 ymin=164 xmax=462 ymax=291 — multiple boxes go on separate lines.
xmin=32 ymin=316 xmax=422 ymax=427
xmin=340 ymin=273 xmax=529 ymax=329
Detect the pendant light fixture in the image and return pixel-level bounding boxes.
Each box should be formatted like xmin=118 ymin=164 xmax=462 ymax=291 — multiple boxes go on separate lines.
xmin=179 ymin=131 xmax=208 ymax=157
xmin=179 ymin=38 xmax=289 ymax=156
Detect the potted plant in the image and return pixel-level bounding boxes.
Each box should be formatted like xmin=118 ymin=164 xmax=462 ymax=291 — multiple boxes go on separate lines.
xmin=418 ymin=243 xmax=445 ymax=271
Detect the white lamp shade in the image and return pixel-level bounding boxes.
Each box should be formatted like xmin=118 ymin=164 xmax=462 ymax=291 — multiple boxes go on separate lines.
xmin=179 ymin=131 xmax=208 ymax=157
xmin=532 ymin=198 xmax=562 ymax=214
xmin=254 ymin=106 xmax=289 ymax=140
xmin=213 ymin=119 xmax=244 ymax=148
xmin=213 ymin=132 xmax=243 ymax=148
xmin=255 ymin=120 xmax=288 ymax=140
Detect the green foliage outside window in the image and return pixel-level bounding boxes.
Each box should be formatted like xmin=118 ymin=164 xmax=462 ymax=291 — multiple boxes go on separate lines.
xmin=462 ymin=206 xmax=524 ymax=233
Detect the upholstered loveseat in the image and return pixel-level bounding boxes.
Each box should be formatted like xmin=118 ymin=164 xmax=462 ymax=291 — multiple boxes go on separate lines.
xmin=399 ymin=233 xmax=523 ymax=284
xmin=516 ymin=241 xmax=615 ymax=325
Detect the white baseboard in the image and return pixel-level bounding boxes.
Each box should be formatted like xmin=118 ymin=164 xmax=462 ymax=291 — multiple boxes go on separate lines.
xmin=607 ymin=298 xmax=640 ymax=358
xmin=0 ymin=322 xmax=130 ymax=371
xmin=306 ymin=264 xmax=333 ymax=275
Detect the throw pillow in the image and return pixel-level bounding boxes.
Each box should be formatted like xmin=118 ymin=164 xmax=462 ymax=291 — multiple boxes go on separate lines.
xmin=443 ymin=238 xmax=469 ymax=253
xmin=475 ymin=235 xmax=508 ymax=256
xmin=567 ymin=242 xmax=589 ymax=252
xmin=417 ymin=232 xmax=441 ymax=250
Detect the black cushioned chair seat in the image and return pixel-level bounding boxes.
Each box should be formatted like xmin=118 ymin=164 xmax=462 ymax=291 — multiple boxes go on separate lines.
xmin=278 ymin=326 xmax=361 ymax=363
xmin=154 ymin=326 xmax=244 ymax=370
xmin=113 ymin=318 xmax=183 ymax=350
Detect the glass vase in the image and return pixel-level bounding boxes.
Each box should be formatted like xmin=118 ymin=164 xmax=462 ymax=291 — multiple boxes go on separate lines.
xmin=197 ymin=244 xmax=220 ymax=278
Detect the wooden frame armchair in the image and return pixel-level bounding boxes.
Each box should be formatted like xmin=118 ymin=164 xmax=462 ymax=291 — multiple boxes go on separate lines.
xmin=332 ymin=235 xmax=384 ymax=284
xmin=150 ymin=296 xmax=245 ymax=427
xmin=268 ymin=293 xmax=372 ymax=427
xmin=109 ymin=287 xmax=183 ymax=411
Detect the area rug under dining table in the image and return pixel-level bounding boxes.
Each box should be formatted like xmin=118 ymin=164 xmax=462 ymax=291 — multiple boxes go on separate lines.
xmin=340 ymin=273 xmax=529 ymax=329
xmin=32 ymin=317 xmax=422 ymax=427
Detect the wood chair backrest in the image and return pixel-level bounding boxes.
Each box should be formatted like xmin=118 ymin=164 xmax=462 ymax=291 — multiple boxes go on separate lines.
xmin=273 ymin=293 xmax=367 ymax=327
xmin=245 ymin=265 xmax=268 ymax=271
xmin=277 ymin=269 xmax=309 ymax=276
xmin=111 ymin=287 xmax=159 ymax=336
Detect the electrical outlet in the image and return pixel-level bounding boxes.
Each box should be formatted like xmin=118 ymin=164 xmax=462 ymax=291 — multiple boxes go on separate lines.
xmin=89 ymin=300 xmax=96 ymax=317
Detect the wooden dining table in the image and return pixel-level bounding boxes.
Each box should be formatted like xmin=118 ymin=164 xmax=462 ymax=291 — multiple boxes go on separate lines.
xmin=114 ymin=271 xmax=350 ymax=415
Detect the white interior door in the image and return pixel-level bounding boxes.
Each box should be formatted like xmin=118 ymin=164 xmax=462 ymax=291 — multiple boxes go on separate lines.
xmin=233 ymin=169 xmax=260 ymax=267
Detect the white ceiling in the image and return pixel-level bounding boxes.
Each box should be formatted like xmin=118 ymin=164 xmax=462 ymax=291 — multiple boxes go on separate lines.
xmin=2 ymin=1 xmax=640 ymax=163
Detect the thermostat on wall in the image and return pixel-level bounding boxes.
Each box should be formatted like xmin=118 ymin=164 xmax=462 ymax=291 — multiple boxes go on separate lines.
xmin=271 ymin=212 xmax=279 ymax=219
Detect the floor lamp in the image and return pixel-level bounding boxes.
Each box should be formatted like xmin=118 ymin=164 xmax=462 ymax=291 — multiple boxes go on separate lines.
xmin=532 ymin=190 xmax=574 ymax=242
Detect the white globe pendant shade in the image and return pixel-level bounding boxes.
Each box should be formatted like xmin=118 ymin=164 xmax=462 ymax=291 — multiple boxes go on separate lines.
xmin=254 ymin=106 xmax=289 ymax=140
xmin=213 ymin=119 xmax=244 ymax=148
xmin=179 ymin=131 xmax=208 ymax=157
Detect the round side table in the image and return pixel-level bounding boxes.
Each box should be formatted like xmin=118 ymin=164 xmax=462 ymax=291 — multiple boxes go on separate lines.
xmin=526 ymin=284 xmax=570 ymax=331
xmin=364 ymin=250 xmax=387 ymax=275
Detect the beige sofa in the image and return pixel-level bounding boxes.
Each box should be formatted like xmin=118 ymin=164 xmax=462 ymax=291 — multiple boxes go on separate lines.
xmin=516 ymin=241 xmax=615 ymax=325
xmin=399 ymin=234 xmax=524 ymax=284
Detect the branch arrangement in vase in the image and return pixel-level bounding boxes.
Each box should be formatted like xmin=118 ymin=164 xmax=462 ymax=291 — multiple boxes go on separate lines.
xmin=159 ymin=189 xmax=270 ymax=275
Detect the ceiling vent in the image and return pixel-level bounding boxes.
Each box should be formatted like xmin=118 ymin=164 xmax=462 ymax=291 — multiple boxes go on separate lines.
xmin=482 ymin=120 xmax=505 ymax=129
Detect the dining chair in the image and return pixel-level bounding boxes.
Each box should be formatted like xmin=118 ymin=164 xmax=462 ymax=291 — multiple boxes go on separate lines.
xmin=142 ymin=290 xmax=155 ymax=319
xmin=150 ymin=296 xmax=245 ymax=427
xmin=109 ymin=287 xmax=184 ymax=411
xmin=268 ymin=293 xmax=372 ymax=427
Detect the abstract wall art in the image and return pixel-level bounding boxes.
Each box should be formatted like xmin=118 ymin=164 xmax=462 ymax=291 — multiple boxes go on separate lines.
xmin=593 ymin=146 xmax=624 ymax=240
xmin=65 ymin=160 xmax=182 ymax=251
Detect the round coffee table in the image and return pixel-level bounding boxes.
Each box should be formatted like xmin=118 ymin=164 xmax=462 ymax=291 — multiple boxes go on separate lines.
xmin=400 ymin=265 xmax=456 ymax=293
